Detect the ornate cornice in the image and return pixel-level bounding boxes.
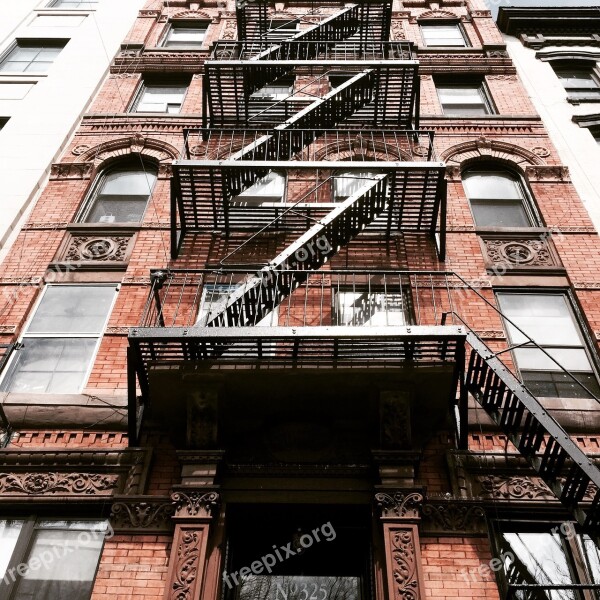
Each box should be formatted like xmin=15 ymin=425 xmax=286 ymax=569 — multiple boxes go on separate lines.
xmin=375 ymin=490 xmax=424 ymax=519
xmin=171 ymin=489 xmax=220 ymax=519
xmin=0 ymin=472 xmax=118 ymax=496
xmin=421 ymin=500 xmax=486 ymax=535
xmin=525 ymin=165 xmax=570 ymax=182
xmin=111 ymin=496 xmax=175 ymax=533
xmin=50 ymin=163 xmax=93 ymax=180
xmin=0 ymin=448 xmax=151 ymax=500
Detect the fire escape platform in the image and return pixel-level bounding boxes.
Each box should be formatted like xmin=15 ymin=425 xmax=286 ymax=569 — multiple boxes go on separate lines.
xmin=171 ymin=159 xmax=446 ymax=249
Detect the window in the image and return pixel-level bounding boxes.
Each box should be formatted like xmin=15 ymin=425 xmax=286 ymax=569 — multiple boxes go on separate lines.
xmin=495 ymin=523 xmax=600 ymax=599
xmin=420 ymin=23 xmax=467 ymax=47
xmin=333 ymin=171 xmax=384 ymax=202
xmin=334 ymin=290 xmax=410 ymax=326
xmin=554 ymin=64 xmax=600 ymax=101
xmin=224 ymin=504 xmax=370 ymax=600
xmin=232 ymin=171 xmax=285 ymax=205
xmin=0 ymin=40 xmax=67 ymax=73
xmin=0 ymin=285 xmax=116 ymax=394
xmin=265 ymin=19 xmax=299 ymax=42
xmin=80 ymin=166 xmax=157 ymax=223
xmin=0 ymin=518 xmax=108 ymax=599
xmin=250 ymin=80 xmax=293 ymax=101
xmin=162 ymin=22 xmax=207 ymax=48
xmin=197 ymin=284 xmax=278 ymax=326
xmin=497 ymin=292 xmax=600 ymax=398
xmin=132 ymin=81 xmax=189 ymax=114
xmin=462 ymin=168 xmax=534 ymax=228
xmin=48 ymin=0 xmax=98 ymax=7
xmin=437 ymin=82 xmax=493 ymax=116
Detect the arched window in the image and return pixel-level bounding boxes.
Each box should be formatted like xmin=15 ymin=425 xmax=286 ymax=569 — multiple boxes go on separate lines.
xmin=462 ymin=167 xmax=534 ymax=227
xmin=79 ymin=164 xmax=157 ymax=223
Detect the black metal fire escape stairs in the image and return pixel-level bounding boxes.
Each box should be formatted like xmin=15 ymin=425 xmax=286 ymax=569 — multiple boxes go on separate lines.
xmin=132 ymin=0 xmax=600 ymax=541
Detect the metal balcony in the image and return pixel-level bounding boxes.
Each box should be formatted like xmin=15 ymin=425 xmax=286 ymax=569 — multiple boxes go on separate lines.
xmin=172 ymin=129 xmax=446 ymax=258
xmin=236 ymin=0 xmax=393 ymax=43
xmin=127 ymin=270 xmax=600 ymax=539
xmin=202 ymin=42 xmax=418 ymax=129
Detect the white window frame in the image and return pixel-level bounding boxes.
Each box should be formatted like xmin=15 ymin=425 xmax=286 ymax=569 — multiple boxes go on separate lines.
xmin=47 ymin=0 xmax=99 ymax=8
xmin=231 ymin=171 xmax=286 ymax=206
xmin=0 ymin=517 xmax=108 ymax=599
xmin=0 ymin=284 xmax=118 ymax=394
xmin=497 ymin=291 xmax=600 ymax=399
xmin=420 ymin=23 xmax=467 ymax=47
xmin=0 ymin=39 xmax=68 ymax=74
xmin=77 ymin=164 xmax=157 ymax=224
xmin=130 ymin=81 xmax=188 ymax=114
xmin=160 ymin=22 xmax=208 ymax=48
xmin=334 ymin=290 xmax=410 ymax=327
xmin=436 ymin=82 xmax=494 ymax=116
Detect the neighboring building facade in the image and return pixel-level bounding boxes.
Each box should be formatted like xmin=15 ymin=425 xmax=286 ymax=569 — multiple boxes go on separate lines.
xmin=1 ymin=1 xmax=600 ymax=600
xmin=498 ymin=6 xmax=600 ymax=232
xmin=0 ymin=0 xmax=144 ymax=256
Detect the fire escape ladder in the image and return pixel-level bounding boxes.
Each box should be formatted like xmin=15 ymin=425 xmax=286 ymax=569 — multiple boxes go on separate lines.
xmin=252 ymin=5 xmax=360 ymax=62
xmin=464 ymin=331 xmax=600 ymax=535
xmin=205 ymin=174 xmax=390 ymax=327
xmin=229 ymin=70 xmax=375 ymax=169
xmin=237 ymin=1 xmax=392 ymax=44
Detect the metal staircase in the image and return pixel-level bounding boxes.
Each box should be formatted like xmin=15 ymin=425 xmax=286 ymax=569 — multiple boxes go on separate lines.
xmin=204 ymin=174 xmax=389 ymax=326
xmin=462 ymin=332 xmax=600 ymax=536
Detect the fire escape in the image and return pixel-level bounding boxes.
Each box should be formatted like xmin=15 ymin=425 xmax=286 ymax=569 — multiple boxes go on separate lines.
xmin=128 ymin=0 xmax=600 ymax=538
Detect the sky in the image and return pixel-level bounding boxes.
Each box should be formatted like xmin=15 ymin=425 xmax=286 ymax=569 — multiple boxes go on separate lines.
xmin=484 ymin=0 xmax=600 ymax=19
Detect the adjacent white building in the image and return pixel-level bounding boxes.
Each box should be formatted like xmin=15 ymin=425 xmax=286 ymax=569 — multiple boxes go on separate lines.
xmin=0 ymin=0 xmax=144 ymax=256
xmin=497 ymin=7 xmax=600 ymax=231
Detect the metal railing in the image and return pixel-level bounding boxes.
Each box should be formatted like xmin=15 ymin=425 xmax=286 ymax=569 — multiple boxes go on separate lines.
xmin=210 ymin=41 xmax=414 ymax=62
xmin=182 ymin=129 xmax=438 ymax=163
xmin=139 ymin=269 xmax=457 ymax=329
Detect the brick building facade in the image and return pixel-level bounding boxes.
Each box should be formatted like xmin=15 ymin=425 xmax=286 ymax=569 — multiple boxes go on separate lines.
xmin=0 ymin=1 xmax=600 ymax=599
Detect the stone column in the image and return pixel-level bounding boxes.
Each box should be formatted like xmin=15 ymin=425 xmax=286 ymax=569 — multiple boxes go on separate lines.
xmin=374 ymin=490 xmax=426 ymax=600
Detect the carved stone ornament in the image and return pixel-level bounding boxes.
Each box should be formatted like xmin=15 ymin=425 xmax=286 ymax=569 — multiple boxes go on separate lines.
xmin=170 ymin=528 xmax=204 ymax=600
xmin=0 ymin=449 xmax=151 ymax=501
xmin=477 ymin=475 xmax=554 ymax=500
xmin=171 ymin=489 xmax=220 ymax=519
xmin=111 ymin=496 xmax=175 ymax=533
xmin=391 ymin=21 xmax=406 ymax=41
xmin=481 ymin=236 xmax=560 ymax=270
xmin=221 ymin=19 xmax=238 ymax=40
xmin=58 ymin=232 xmax=135 ymax=264
xmin=525 ymin=165 xmax=570 ymax=182
xmin=0 ymin=472 xmax=118 ymax=495
xmin=72 ymin=144 xmax=90 ymax=156
xmin=50 ymin=163 xmax=93 ymax=180
xmin=375 ymin=491 xmax=424 ymax=519
xmin=421 ymin=502 xmax=486 ymax=534
xmin=387 ymin=527 xmax=423 ymax=600
xmin=531 ymin=146 xmax=550 ymax=158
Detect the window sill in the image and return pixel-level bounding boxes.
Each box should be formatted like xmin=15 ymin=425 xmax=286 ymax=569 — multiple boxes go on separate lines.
xmin=568 ymin=97 xmax=600 ymax=104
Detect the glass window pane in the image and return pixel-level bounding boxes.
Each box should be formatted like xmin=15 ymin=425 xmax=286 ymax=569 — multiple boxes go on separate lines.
xmin=13 ymin=527 xmax=105 ymax=600
xmin=463 ymin=171 xmax=523 ymax=200
xmin=101 ymin=170 xmax=156 ymax=196
xmin=136 ymin=86 xmax=186 ymax=112
xmin=334 ymin=171 xmax=381 ymax=200
xmin=470 ymin=201 xmax=530 ymax=227
xmin=85 ymin=197 xmax=149 ymax=223
xmin=580 ymin=535 xmax=600 ymax=584
xmin=166 ymin=27 xmax=206 ymax=46
xmin=498 ymin=295 xmax=584 ymax=347
xmin=234 ymin=172 xmax=285 ymax=204
xmin=501 ymin=532 xmax=576 ymax=600
xmin=336 ymin=292 xmax=407 ymax=326
xmin=0 ymin=520 xmax=24 ymax=580
xmin=557 ymin=70 xmax=599 ymax=89
xmin=0 ymin=338 xmax=98 ymax=393
xmin=422 ymin=25 xmax=465 ymax=47
xmin=28 ymin=286 xmax=115 ymax=334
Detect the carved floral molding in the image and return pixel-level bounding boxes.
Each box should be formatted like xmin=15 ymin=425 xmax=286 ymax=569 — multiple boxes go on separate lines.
xmin=0 ymin=449 xmax=151 ymax=501
xmin=375 ymin=490 xmax=424 ymax=519
xmin=55 ymin=231 xmax=136 ymax=266
xmin=172 ymin=489 xmax=220 ymax=519
xmin=110 ymin=496 xmax=175 ymax=533
xmin=480 ymin=235 xmax=562 ymax=271
xmin=0 ymin=472 xmax=118 ymax=496
xmin=421 ymin=501 xmax=486 ymax=535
